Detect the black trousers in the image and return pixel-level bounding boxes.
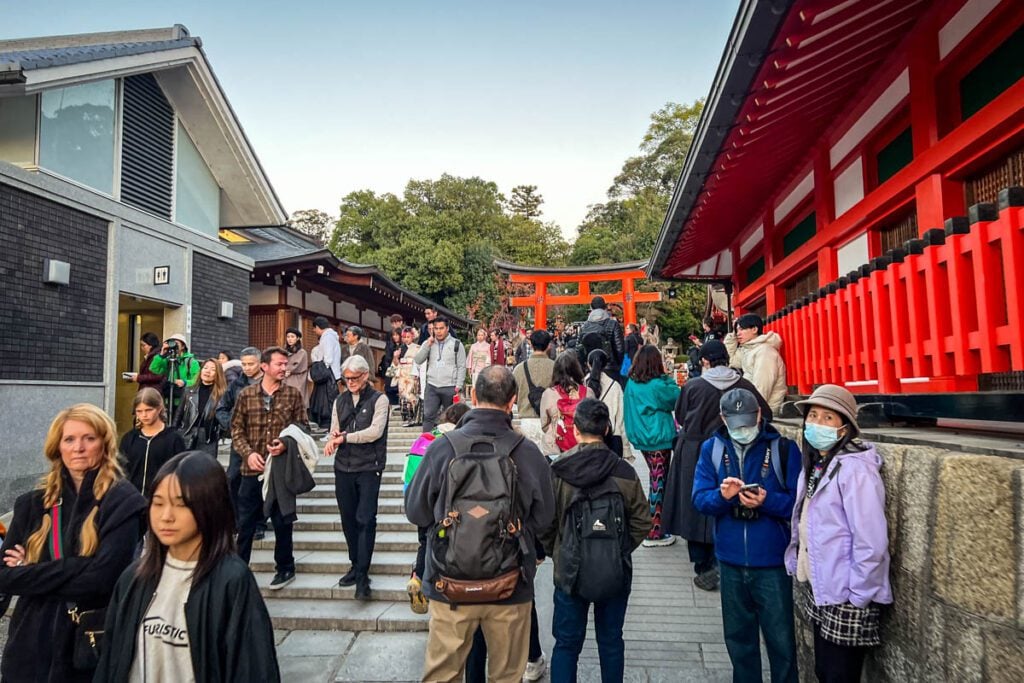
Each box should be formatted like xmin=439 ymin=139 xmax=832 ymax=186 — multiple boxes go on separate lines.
xmin=813 ymin=623 xmax=868 ymax=683
xmin=236 ymin=476 xmax=294 ymax=573
xmin=334 ymin=469 xmax=382 ymax=578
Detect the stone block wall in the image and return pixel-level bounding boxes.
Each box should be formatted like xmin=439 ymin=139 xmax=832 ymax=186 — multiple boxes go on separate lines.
xmin=777 ymin=425 xmax=1024 ymax=682
xmin=0 ymin=182 xmax=108 ymax=381
xmin=189 ymin=252 xmax=249 ymax=360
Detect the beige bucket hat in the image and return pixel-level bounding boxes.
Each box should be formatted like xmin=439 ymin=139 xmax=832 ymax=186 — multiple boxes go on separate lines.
xmin=794 ymin=384 xmax=860 ymax=437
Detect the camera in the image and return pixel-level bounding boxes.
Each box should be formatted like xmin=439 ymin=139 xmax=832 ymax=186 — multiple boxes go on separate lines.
xmin=732 ymin=506 xmax=759 ymax=521
xmin=164 ymin=339 xmax=180 ymax=359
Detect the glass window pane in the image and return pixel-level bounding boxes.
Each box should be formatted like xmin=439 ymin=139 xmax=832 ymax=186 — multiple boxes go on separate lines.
xmin=175 ymin=121 xmax=220 ymax=236
xmin=0 ymin=94 xmax=38 ymax=165
xmin=39 ymin=80 xmax=115 ymax=193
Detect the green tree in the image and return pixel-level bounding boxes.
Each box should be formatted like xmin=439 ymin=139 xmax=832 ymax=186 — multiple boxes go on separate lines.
xmin=289 ymin=208 xmax=335 ymax=242
xmin=507 ymin=184 xmax=544 ymax=219
xmin=326 ymin=175 xmax=567 ymax=323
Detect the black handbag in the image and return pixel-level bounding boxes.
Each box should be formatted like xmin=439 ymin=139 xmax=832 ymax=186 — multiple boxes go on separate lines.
xmin=68 ymin=603 xmax=106 ymax=670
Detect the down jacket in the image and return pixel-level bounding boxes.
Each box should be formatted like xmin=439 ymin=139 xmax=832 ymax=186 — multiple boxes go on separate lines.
xmin=725 ymin=331 xmax=787 ymax=413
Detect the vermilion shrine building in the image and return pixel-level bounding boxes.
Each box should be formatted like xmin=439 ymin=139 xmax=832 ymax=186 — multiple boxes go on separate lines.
xmin=649 ymin=0 xmax=1024 ymax=421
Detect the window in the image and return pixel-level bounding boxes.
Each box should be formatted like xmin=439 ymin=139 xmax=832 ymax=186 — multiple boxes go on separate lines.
xmin=745 ymin=257 xmax=765 ymax=286
xmin=175 ymin=122 xmax=220 ymax=236
xmin=959 ymin=24 xmax=1024 ymax=120
xmin=782 ymin=212 xmax=816 ymax=257
xmin=785 ymin=267 xmax=818 ymax=304
xmin=0 ymin=95 xmax=38 ymax=165
xmin=876 ymin=127 xmax=913 ymax=184
xmin=39 ymin=80 xmax=116 ymax=194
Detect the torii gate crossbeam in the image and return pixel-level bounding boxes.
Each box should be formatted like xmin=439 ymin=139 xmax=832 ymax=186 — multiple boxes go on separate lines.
xmin=495 ymin=259 xmax=661 ymax=327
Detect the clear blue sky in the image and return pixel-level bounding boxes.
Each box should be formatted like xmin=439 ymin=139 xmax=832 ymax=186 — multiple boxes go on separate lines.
xmin=4 ymin=0 xmax=739 ymax=237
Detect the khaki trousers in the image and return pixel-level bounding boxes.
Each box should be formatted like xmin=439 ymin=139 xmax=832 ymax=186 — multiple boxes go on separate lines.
xmin=421 ymin=600 xmax=531 ymax=683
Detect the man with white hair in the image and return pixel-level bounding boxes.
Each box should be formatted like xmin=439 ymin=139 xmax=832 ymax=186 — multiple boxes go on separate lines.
xmin=324 ymin=355 xmax=390 ymax=600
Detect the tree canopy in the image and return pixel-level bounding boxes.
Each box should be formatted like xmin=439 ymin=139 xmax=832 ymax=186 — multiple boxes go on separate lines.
xmin=326 ymin=174 xmax=568 ymax=322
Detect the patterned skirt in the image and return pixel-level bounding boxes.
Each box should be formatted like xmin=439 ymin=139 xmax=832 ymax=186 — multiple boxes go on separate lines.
xmin=797 ymin=581 xmax=881 ymax=647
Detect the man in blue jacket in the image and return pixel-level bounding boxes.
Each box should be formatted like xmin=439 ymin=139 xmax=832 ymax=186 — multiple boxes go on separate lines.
xmin=693 ymin=388 xmax=801 ymax=683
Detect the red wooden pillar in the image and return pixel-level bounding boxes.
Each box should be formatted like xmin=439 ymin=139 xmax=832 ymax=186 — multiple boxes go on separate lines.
xmin=916 ymin=175 xmax=965 ymax=233
xmin=534 ymin=279 xmax=547 ymax=329
xmin=921 ymin=231 xmax=953 ymax=377
xmin=869 ymin=261 xmax=898 ymax=393
xmin=885 ymin=252 xmax=912 ymax=381
xmin=1000 ymin=202 xmax=1024 ymax=370
xmin=622 ymin=277 xmax=637 ymax=326
xmin=943 ymin=221 xmax=980 ymax=377
xmin=969 ymin=207 xmax=1010 ymax=374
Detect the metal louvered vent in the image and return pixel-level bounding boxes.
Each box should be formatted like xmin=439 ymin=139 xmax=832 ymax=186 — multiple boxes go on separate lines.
xmin=120 ymin=73 xmax=174 ymax=219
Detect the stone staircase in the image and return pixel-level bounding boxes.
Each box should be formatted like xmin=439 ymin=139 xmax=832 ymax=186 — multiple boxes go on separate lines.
xmin=251 ymin=415 xmax=433 ymax=632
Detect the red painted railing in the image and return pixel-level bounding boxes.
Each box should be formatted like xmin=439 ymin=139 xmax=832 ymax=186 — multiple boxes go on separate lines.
xmin=765 ymin=188 xmax=1024 ymax=395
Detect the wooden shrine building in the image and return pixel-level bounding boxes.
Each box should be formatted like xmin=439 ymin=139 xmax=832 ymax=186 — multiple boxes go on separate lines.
xmin=649 ymin=0 xmax=1024 ymax=422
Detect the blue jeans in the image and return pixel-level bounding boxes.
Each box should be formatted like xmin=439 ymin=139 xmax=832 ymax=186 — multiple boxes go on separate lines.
xmin=719 ymin=562 xmax=798 ymax=683
xmin=551 ymin=588 xmax=629 ymax=683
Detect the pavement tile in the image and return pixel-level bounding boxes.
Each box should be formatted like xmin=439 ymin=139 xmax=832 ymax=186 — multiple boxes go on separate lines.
xmin=278 ymin=630 xmax=356 ymax=657
xmin=334 ymin=632 xmax=427 ymax=682
xmin=279 ymin=655 xmax=342 ymax=683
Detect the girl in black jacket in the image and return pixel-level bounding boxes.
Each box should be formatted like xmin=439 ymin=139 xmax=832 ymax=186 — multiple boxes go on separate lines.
xmin=95 ymin=451 xmax=280 ymax=682
xmin=173 ymin=358 xmax=227 ymax=457
xmin=120 ymin=387 xmax=186 ymax=495
xmin=0 ymin=404 xmax=147 ymax=682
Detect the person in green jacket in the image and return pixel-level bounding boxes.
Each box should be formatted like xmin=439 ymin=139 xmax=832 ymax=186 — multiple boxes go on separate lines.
xmin=148 ymin=334 xmax=200 ymax=409
xmin=623 ymin=345 xmax=681 ymax=547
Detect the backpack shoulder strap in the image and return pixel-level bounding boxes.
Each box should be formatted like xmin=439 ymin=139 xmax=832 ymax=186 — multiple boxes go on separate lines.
xmin=711 ymin=438 xmax=726 ymax=475
xmin=770 ymin=437 xmax=788 ymax=490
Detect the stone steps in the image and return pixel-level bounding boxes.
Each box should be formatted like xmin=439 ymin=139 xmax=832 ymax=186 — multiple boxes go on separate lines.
xmin=250 ymin=549 xmax=416 ymax=575
xmin=265 ymin=597 xmax=428 ymax=632
xmin=254 ymin=530 xmax=420 ymax=552
xmin=255 ymin=415 xmax=521 ymax=632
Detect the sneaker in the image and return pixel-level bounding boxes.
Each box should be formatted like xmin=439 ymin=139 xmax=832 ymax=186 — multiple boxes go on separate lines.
xmin=268 ymin=571 xmax=295 ymax=591
xmin=693 ymin=566 xmax=720 ymax=592
xmin=337 ymin=569 xmax=357 ymax=587
xmin=642 ymin=535 xmax=676 ymax=548
xmin=253 ymin=528 xmax=265 ymax=542
xmin=406 ymin=575 xmax=428 ymax=614
xmin=523 ymin=654 xmax=546 ymax=681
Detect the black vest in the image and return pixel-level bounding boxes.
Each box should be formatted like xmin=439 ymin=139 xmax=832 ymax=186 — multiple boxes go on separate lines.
xmin=334 ymin=387 xmax=389 ymax=473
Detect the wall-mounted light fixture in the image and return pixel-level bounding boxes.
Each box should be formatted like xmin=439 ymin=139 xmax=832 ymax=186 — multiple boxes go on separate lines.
xmin=219 ymin=302 xmax=234 ymax=319
xmin=43 ymin=258 xmax=70 ymax=286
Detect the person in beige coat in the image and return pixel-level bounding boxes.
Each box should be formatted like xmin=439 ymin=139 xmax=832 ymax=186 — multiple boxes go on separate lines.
xmin=724 ymin=313 xmax=787 ymax=414
xmin=284 ymin=327 xmax=311 ymax=408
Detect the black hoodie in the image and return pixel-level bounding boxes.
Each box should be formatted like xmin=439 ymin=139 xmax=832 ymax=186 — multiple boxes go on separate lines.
xmin=539 ymin=442 xmax=651 ymax=579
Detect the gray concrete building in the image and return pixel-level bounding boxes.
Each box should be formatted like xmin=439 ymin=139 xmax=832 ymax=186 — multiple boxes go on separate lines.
xmin=0 ymin=25 xmax=286 ymax=511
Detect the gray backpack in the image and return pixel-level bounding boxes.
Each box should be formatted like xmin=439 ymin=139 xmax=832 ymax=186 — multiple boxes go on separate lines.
xmin=430 ymin=431 xmax=528 ymax=604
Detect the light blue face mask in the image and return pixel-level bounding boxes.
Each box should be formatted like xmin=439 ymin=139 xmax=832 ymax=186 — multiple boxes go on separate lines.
xmin=804 ymin=422 xmax=842 ymax=451
xmin=728 ymin=424 xmax=760 ymax=445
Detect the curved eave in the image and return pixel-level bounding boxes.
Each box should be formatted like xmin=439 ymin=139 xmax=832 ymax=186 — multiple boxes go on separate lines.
xmin=649 ymin=0 xmax=792 ymax=280
xmin=494 ymin=258 xmax=651 ymax=276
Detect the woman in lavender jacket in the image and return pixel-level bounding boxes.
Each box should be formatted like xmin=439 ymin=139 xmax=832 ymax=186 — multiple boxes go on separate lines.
xmin=784 ymin=384 xmax=892 ymax=683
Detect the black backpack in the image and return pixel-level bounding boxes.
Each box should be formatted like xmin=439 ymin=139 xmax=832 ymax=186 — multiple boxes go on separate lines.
xmin=581 ymin=321 xmax=610 ymax=362
xmin=430 ymin=431 xmax=528 ymax=604
xmin=554 ymin=477 xmax=631 ymax=603
xmin=522 ymin=361 xmax=546 ymax=414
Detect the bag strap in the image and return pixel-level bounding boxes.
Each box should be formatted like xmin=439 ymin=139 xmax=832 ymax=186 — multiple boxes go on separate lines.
xmin=769 ymin=438 xmax=788 ymax=491
xmin=50 ymin=500 xmax=63 ymax=560
xmin=523 ymin=360 xmax=538 ymax=393
xmin=711 ymin=438 xmax=726 ymax=477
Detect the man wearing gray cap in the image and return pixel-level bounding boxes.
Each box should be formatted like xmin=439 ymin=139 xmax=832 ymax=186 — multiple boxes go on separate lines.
xmin=341 ymin=325 xmax=377 ymax=383
xmin=692 ymin=387 xmax=802 ymax=683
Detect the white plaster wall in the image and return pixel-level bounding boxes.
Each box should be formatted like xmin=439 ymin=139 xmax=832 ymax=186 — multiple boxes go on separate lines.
xmin=837 ymin=233 xmax=870 ymax=275
xmin=940 ymin=0 xmax=1001 ymax=59
xmin=833 ymin=157 xmax=865 ymax=217
xmin=338 ymin=301 xmax=359 ymax=323
xmin=249 ymin=282 xmax=278 ymax=306
xmin=830 ymin=69 xmax=909 ymax=168
xmin=305 ymin=290 xmax=334 ymax=317
xmin=740 ymin=224 xmax=764 ymax=259
xmin=774 ymin=171 xmax=814 ymax=224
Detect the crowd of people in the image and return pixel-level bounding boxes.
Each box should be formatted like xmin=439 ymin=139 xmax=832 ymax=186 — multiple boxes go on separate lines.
xmin=0 ymin=302 xmax=892 ymax=683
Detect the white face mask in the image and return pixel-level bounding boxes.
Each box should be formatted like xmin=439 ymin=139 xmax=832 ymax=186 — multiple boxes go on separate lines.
xmin=728 ymin=424 xmax=759 ymax=445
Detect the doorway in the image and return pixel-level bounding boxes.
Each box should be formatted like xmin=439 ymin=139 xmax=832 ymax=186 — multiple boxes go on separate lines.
xmin=115 ymin=295 xmax=169 ymax=436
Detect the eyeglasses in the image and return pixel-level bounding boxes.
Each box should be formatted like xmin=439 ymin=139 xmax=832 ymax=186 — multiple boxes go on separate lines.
xmin=343 ymin=374 xmax=366 ymax=383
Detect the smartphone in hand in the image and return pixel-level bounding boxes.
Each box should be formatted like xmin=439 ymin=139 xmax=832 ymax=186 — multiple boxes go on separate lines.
xmin=738 ymin=483 xmax=762 ymax=494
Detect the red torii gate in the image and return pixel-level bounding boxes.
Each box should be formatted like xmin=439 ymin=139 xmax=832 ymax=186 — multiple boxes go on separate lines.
xmin=495 ymin=259 xmax=662 ymax=327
